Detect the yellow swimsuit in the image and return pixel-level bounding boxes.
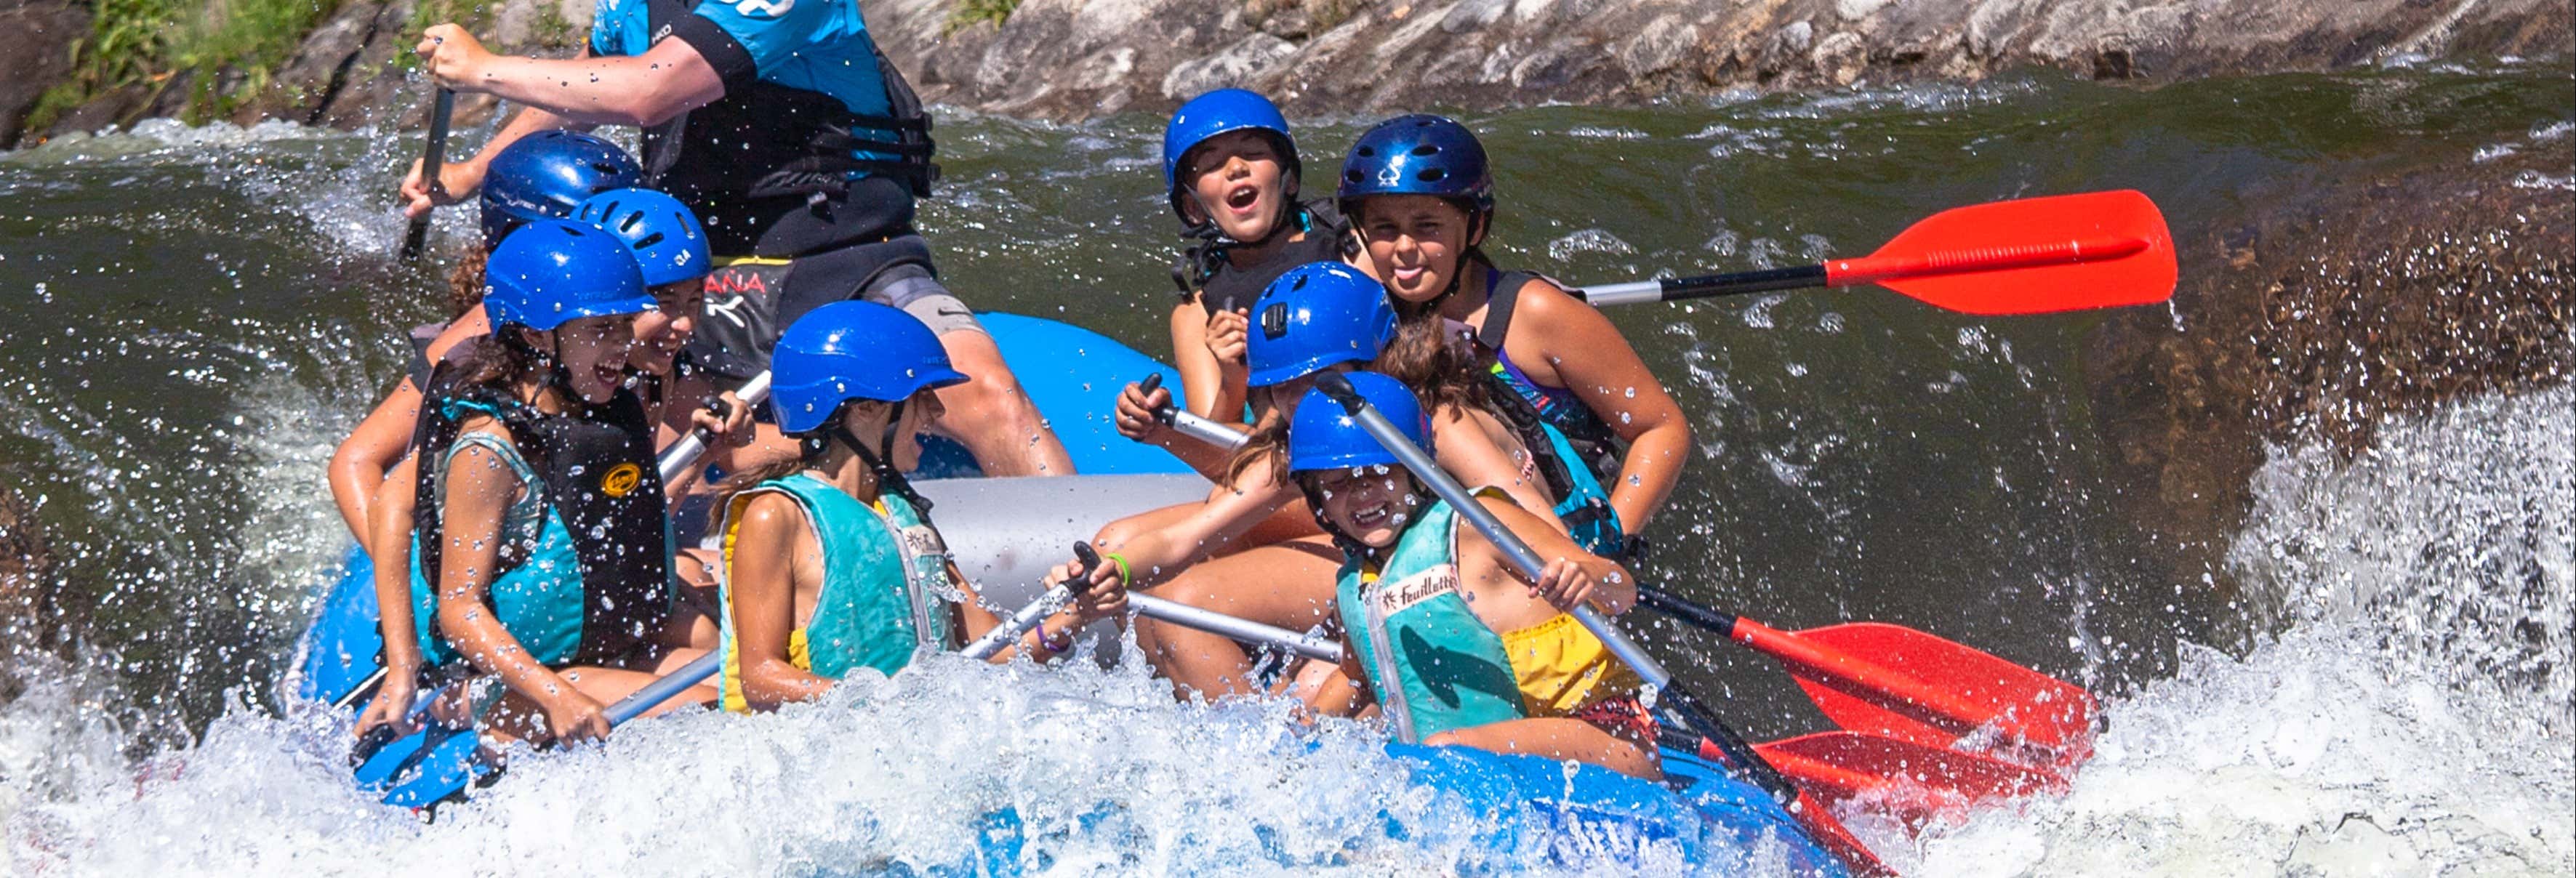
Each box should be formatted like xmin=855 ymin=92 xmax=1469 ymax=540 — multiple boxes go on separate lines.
xmin=1499 ymin=612 xmax=1643 ymax=719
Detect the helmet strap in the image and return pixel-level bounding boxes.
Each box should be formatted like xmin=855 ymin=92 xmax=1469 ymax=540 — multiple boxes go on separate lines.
xmin=842 ymin=398 xmax=937 ymax=517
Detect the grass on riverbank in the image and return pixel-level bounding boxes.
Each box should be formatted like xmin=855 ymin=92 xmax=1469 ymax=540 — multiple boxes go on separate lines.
xmin=31 ymin=0 xmax=353 ymax=131
xmin=945 ymin=0 xmax=1019 ymax=35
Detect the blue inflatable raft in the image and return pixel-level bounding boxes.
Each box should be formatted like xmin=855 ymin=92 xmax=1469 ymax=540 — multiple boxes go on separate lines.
xmin=287 ymin=313 xmax=1845 ymax=875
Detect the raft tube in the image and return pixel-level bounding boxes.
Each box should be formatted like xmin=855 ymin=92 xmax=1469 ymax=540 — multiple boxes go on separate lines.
xmin=286 ymin=313 xmax=1844 ymax=873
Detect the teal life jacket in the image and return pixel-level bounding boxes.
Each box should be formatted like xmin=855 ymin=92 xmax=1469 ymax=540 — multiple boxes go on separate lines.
xmin=718 ymin=472 xmax=958 ymax=707
xmin=407 ymin=364 xmax=674 ymax=669
xmin=1335 ymin=495 xmax=1526 ymax=744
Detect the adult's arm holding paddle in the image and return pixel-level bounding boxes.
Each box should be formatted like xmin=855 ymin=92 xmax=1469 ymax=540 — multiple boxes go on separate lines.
xmin=415 ymin=25 xmax=722 ymax=129
xmin=1570 ymin=190 xmax=2177 ymax=315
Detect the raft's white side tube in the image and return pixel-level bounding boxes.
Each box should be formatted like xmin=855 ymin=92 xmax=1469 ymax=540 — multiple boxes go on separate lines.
xmin=916 ymin=473 xmax=1211 ymax=660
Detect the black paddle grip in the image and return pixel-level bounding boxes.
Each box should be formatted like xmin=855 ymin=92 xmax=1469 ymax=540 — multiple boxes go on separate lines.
xmin=1136 ymin=373 xmax=1174 ymax=424
xmin=1636 ymin=585 xmax=1742 ymax=637
xmin=1661 ymin=265 xmax=1829 ymax=300
xmin=1069 ymin=541 xmax=1103 ymax=594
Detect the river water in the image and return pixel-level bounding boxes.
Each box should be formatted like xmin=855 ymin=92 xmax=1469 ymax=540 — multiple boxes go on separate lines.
xmin=0 ymin=65 xmax=2567 ymax=874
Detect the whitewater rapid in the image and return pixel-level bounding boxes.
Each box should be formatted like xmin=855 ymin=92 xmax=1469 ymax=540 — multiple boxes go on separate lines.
xmin=4 ymin=387 xmax=2564 ymax=875
xmin=1902 ymin=385 xmax=2575 ymax=875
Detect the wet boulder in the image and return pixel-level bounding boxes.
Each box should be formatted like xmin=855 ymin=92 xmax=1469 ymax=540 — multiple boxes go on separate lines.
xmin=0 ymin=0 xmax=90 ymax=148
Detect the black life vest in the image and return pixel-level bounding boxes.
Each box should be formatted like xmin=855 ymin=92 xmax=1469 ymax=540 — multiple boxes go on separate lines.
xmin=1173 ymin=200 xmax=1352 ymax=311
xmin=412 ymin=359 xmax=674 ymax=666
xmin=636 ymin=0 xmax=939 ymax=258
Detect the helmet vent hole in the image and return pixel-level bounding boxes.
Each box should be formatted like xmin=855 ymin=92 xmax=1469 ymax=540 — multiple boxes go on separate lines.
xmin=616 ymin=211 xmax=641 ymax=233
xmin=1419 ymin=168 xmax=1447 ymax=182
xmin=1344 ymin=170 xmax=1363 ymax=184
xmin=633 ymin=232 xmax=667 ymax=249
xmin=1410 ymin=145 xmax=1439 ymax=156
xmin=1355 ymin=146 xmax=1376 ymax=158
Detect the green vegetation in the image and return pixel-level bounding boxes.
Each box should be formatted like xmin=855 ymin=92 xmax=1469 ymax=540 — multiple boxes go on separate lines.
xmin=944 ymin=0 xmax=1019 ymax=36
xmin=31 ymin=0 xmax=353 ymax=131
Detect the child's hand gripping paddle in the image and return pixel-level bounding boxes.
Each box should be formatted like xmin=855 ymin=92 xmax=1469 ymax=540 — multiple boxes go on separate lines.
xmin=1133 ymin=373 xmax=1251 ymax=451
xmin=1572 ymin=190 xmax=2176 ymax=315
xmin=1311 ymin=373 xmax=1893 ymax=877
xmin=963 ymin=542 xmax=1102 ymax=660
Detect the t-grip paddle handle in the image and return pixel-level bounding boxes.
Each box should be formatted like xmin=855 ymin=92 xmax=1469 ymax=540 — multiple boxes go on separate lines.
xmin=963 ymin=541 xmax=1099 ymax=660
xmin=398 ymin=88 xmax=456 ymax=262
xmin=1135 ymin=373 xmax=1251 ymax=451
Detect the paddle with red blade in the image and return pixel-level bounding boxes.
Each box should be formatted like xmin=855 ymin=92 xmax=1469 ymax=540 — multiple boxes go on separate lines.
xmin=1661 ymin=722 xmax=2068 ymax=834
xmin=1637 ymin=585 xmax=2096 ymax=775
xmin=1570 ymin=190 xmax=2176 ymax=315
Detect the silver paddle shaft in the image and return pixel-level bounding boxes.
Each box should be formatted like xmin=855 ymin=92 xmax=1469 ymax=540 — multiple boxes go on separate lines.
xmin=1568 ymin=279 xmax=1665 ymax=305
xmin=1133 ymin=593 xmax=1341 ymax=663
xmin=962 ymin=584 xmax=1070 ymax=659
xmin=1170 ymin=410 xmax=1248 ymax=451
xmin=1319 ymin=376 xmax=1676 ymax=690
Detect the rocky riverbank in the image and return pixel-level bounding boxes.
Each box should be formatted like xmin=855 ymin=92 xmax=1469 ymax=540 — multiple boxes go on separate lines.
xmin=2085 ymin=140 xmax=2572 ymax=625
xmin=1 ymin=0 xmax=2568 ymax=142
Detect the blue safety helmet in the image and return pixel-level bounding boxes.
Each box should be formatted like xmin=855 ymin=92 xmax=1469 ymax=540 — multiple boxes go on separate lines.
xmin=1336 ymin=114 xmax=1494 ymax=221
xmin=1245 ymin=262 xmax=1398 ymax=388
xmin=482 ymin=220 xmax=656 ymax=332
xmin=1287 ymin=371 xmax=1431 ymax=473
xmin=481 ymin=131 xmax=643 ymax=249
xmin=1162 ymin=88 xmax=1300 ymax=220
xmin=574 ymin=188 xmax=711 ymax=287
xmin=770 ymin=301 xmax=971 ymax=435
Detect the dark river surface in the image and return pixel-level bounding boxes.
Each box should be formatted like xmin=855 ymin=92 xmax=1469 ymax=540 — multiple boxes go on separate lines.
xmin=0 ymin=64 xmax=2567 ymax=874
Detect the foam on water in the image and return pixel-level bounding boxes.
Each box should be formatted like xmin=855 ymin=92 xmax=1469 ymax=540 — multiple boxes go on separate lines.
xmin=4 ymin=651 xmax=1817 ymax=875
xmin=1902 ymin=385 xmax=2576 ymax=875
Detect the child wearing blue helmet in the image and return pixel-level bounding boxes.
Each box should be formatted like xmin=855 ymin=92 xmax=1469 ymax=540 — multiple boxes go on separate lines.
xmin=362 ymin=220 xmax=714 ymax=745
xmin=1338 ymin=116 xmax=1691 ymax=565
xmin=1287 ymin=374 xmax=1656 ymax=780
xmin=1058 ymin=263 xmax=1562 ymax=701
xmin=1112 ymin=89 xmax=1355 ymax=475
xmin=718 ymin=302 xmax=1128 ymax=712
xmin=330 ymin=132 xmax=644 ymax=564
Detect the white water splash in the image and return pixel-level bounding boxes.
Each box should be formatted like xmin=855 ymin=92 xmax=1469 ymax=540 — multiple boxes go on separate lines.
xmin=4 ymin=651 xmax=1811 ymax=875
xmin=1906 ymin=386 xmax=2576 ymax=875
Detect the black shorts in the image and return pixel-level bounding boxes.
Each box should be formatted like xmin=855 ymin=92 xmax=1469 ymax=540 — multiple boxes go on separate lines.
xmin=686 ymin=233 xmax=983 ymax=391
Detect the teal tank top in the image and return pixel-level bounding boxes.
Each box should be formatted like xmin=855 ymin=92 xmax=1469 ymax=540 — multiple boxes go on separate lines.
xmin=409 ymin=430 xmax=587 ymax=668
xmin=719 ymin=473 xmax=958 ymax=707
xmin=1334 ymin=496 xmax=1526 ymax=744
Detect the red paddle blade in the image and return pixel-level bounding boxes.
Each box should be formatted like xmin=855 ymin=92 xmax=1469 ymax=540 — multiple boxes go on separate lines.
xmin=1752 ymin=732 xmax=2066 ymax=831
xmin=1826 ymin=190 xmax=2177 ymax=315
xmin=1775 ymin=622 xmax=2095 ymax=769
